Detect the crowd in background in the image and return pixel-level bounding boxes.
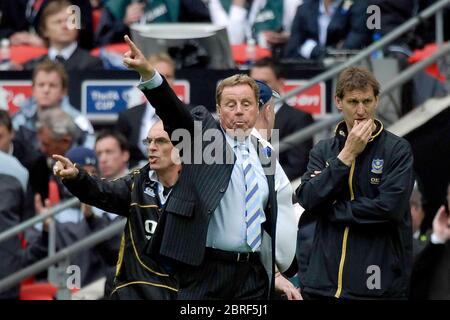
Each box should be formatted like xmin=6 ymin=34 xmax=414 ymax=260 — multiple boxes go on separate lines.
xmin=0 ymin=0 xmax=449 ymax=300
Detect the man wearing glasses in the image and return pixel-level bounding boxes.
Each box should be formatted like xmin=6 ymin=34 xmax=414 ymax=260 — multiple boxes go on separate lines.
xmin=52 ymin=121 xmax=182 ymax=300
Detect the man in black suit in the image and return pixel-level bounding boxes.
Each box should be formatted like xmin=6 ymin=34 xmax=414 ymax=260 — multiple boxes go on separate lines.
xmin=116 ymin=53 xmax=177 ymax=168
xmin=120 ymin=35 xmax=297 ymax=299
xmin=284 ymin=0 xmax=371 ymax=60
xmin=23 ymin=0 xmax=102 ymax=71
xmin=1 ymin=0 xmax=94 ymax=49
xmin=250 ymin=58 xmax=314 ymax=180
xmin=410 ymin=183 xmax=450 ymax=299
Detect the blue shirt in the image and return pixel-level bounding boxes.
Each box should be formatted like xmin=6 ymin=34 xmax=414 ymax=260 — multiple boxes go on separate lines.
xmin=206 ymin=133 xmax=269 ymax=252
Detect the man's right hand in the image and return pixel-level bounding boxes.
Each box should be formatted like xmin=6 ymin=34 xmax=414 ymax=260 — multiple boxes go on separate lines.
xmin=432 ymin=205 xmax=450 ymax=243
xmin=338 ymin=119 xmax=373 ymax=166
xmin=123 ymin=35 xmax=155 ymax=81
xmin=52 ymin=154 xmax=79 ymax=179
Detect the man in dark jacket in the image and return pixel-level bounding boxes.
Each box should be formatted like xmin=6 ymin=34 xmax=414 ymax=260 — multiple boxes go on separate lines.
xmin=296 ymin=67 xmax=414 ymax=299
xmin=284 ymin=0 xmax=371 ymax=60
xmin=0 ymin=152 xmax=48 ymax=299
xmin=23 ymin=0 xmax=102 ymax=71
xmin=52 ymin=121 xmax=181 ymax=299
xmin=410 ymin=183 xmax=450 ymax=300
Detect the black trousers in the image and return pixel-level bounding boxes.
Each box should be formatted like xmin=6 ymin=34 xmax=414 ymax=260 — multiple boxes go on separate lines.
xmin=175 ymin=254 xmax=269 ymax=300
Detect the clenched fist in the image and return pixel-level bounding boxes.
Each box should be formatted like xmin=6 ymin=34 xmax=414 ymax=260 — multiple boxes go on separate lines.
xmin=52 ymin=154 xmax=79 ymax=179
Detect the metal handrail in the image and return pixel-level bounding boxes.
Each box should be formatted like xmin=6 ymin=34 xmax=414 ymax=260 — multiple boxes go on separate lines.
xmin=276 ymin=0 xmax=450 ymax=105
xmin=274 ymin=41 xmax=450 ymax=154
xmin=0 ymin=219 xmax=126 ymax=295
xmin=0 ymin=197 xmax=80 ymax=244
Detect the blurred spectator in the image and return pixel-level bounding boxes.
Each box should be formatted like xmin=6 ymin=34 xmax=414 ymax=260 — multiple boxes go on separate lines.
xmin=23 ymin=108 xmax=80 ymax=204
xmin=36 ymin=107 xmax=79 ymax=160
xmin=116 ymin=53 xmax=181 ymax=168
xmin=208 ymin=0 xmax=302 ymax=52
xmin=0 ymin=110 xmax=15 ymax=154
xmin=410 ymin=182 xmax=427 ymax=256
xmin=284 ymin=0 xmax=371 ymax=60
xmin=410 ymin=183 xmax=450 ymax=300
xmin=0 ymin=110 xmax=37 ymax=221
xmin=371 ymin=0 xmax=415 ymax=56
xmin=13 ymin=60 xmax=95 ymax=150
xmin=28 ymin=146 xmax=116 ymax=289
xmin=0 ymin=0 xmax=95 ymax=50
xmin=94 ymin=0 xmax=210 ymax=46
xmin=95 ymin=130 xmax=130 ymax=180
xmin=22 ymin=0 xmax=103 ymax=71
xmin=250 ymin=58 xmax=314 ymax=180
xmin=0 ymin=152 xmax=48 ymax=300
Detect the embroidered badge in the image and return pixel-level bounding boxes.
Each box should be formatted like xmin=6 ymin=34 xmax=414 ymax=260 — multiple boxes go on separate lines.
xmin=371 ymin=159 xmax=384 ymax=174
xmin=144 ymin=186 xmax=155 ymax=198
xmin=370 ymin=177 xmax=381 ymax=185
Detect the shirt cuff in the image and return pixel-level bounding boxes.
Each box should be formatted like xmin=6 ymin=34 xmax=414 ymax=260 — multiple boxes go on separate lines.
xmin=300 ymin=39 xmax=318 ymax=59
xmin=137 ymin=71 xmax=163 ymax=90
xmin=430 ymin=233 xmax=446 ymax=245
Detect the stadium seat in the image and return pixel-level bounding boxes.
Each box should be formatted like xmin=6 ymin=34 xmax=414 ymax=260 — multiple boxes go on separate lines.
xmin=20 ymin=283 xmax=58 ymax=300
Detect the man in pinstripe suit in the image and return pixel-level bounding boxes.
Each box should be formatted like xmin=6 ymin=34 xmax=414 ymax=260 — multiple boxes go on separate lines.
xmin=122 ymin=35 xmax=298 ymax=300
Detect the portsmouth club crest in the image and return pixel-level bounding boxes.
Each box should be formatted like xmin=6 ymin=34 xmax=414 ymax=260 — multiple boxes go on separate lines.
xmin=371 ymin=159 xmax=384 ymax=174
xmin=144 ymin=186 xmax=155 ymax=198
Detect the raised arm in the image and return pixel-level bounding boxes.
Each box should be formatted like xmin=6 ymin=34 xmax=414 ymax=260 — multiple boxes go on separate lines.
xmin=122 ymin=35 xmax=194 ymax=137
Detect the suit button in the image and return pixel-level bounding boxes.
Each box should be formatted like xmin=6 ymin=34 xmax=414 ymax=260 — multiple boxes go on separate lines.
xmin=219 ymin=188 xmax=226 ymax=193
xmin=208 ymin=209 xmax=212 ymax=213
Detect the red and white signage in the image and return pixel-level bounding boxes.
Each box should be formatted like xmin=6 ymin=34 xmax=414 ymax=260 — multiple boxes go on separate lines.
xmin=0 ymin=81 xmax=33 ymax=115
xmin=172 ymin=80 xmax=190 ymax=104
xmin=283 ymin=80 xmax=326 ymax=115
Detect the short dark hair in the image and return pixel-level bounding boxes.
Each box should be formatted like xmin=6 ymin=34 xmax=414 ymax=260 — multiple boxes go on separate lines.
xmin=335 ymin=67 xmax=380 ymax=99
xmin=0 ymin=110 xmax=12 ymax=132
xmin=95 ymin=130 xmax=130 ymax=152
xmin=251 ymin=57 xmax=284 ymax=79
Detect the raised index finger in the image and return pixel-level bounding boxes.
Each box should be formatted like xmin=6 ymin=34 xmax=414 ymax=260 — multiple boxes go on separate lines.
xmin=52 ymin=154 xmax=71 ymax=166
xmin=124 ymin=35 xmax=139 ymax=53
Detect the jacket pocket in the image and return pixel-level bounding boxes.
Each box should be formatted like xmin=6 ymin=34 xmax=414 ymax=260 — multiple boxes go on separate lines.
xmin=165 ymin=197 xmax=195 ymax=218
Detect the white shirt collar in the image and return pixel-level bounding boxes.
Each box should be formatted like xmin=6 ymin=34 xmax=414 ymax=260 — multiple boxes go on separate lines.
xmin=148 ymin=169 xmax=172 ymax=205
xmin=274 ymin=101 xmax=283 ymax=114
xmin=7 ymin=143 xmax=14 ymax=156
xmin=48 ymin=42 xmax=78 ymax=61
xmin=251 ymin=127 xmax=273 ymax=150
xmin=223 ymin=129 xmax=252 ymax=150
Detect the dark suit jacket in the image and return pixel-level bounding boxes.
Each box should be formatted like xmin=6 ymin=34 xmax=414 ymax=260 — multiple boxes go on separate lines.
xmin=0 ymin=0 xmax=94 ymax=49
xmin=116 ymin=103 xmax=147 ymax=168
xmin=140 ymin=78 xmax=278 ymax=287
xmin=410 ymin=241 xmax=450 ymax=299
xmin=275 ymin=104 xmax=314 ymax=180
xmin=23 ymin=47 xmax=103 ymax=71
xmin=284 ymin=0 xmax=371 ymax=59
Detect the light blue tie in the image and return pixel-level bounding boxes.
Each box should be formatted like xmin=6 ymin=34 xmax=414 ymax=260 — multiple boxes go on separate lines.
xmin=238 ymin=142 xmax=262 ymax=252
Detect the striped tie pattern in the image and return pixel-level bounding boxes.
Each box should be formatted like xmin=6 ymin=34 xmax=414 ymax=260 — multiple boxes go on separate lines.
xmin=238 ymin=143 xmax=262 ymax=251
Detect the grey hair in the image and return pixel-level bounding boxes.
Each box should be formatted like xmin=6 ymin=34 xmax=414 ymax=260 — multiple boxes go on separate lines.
xmin=36 ymin=108 xmax=78 ymax=141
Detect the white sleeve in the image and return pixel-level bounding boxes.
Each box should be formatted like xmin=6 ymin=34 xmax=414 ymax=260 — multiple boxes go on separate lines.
xmin=227 ymin=5 xmax=248 ymax=44
xmin=300 ymin=39 xmax=318 ymax=59
xmin=274 ymin=161 xmax=299 ymax=272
